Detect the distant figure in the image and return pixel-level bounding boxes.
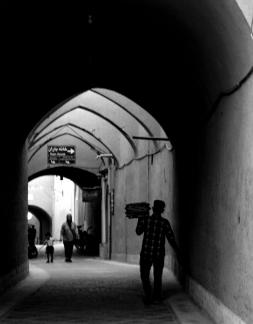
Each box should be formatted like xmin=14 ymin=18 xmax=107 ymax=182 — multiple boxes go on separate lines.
xmin=41 ymin=232 xmax=55 ymax=263
xmin=76 ymin=225 xmax=88 ymax=255
xmin=60 ymin=213 xmax=79 ymax=262
xmin=136 ymin=200 xmax=180 ymax=305
xmin=28 ymin=225 xmax=36 ymax=246
xmin=28 ymin=225 xmax=38 ymax=258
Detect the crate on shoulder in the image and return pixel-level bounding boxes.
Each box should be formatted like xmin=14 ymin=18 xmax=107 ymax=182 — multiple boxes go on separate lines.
xmin=125 ymin=202 xmax=150 ymax=219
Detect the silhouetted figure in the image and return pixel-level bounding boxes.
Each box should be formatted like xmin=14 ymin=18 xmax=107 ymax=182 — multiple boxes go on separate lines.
xmin=41 ymin=232 xmax=55 ymax=263
xmin=28 ymin=225 xmax=38 ymax=258
xmin=28 ymin=225 xmax=36 ymax=246
xmin=136 ymin=200 xmax=180 ymax=305
xmin=76 ymin=226 xmax=87 ymax=255
xmin=85 ymin=226 xmax=97 ymax=255
xmin=60 ymin=213 xmax=79 ymax=262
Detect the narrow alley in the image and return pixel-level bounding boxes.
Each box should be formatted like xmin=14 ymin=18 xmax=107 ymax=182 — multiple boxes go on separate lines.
xmin=1 ymin=2 xmax=253 ymax=324
xmin=0 ymin=244 xmax=213 ymax=324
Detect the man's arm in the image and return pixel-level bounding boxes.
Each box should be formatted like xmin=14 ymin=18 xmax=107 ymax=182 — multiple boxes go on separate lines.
xmin=60 ymin=224 xmax=64 ymax=241
xmin=136 ymin=216 xmax=145 ymax=235
xmin=165 ymin=221 xmax=179 ymax=253
xmin=164 ymin=221 xmax=187 ymax=272
xmin=165 ymin=221 xmax=185 ymax=267
xmin=39 ymin=240 xmax=47 ymax=250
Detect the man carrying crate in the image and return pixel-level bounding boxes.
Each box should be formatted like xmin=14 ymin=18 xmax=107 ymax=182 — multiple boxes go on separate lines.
xmin=135 ymin=199 xmax=180 ymax=305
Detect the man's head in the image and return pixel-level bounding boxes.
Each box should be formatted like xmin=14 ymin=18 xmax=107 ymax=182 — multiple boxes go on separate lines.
xmin=152 ymin=200 xmax=165 ymax=214
xmin=66 ymin=213 xmax=72 ymax=223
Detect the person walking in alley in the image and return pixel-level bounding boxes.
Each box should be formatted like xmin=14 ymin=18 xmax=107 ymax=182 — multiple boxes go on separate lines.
xmin=28 ymin=224 xmax=36 ymax=246
xmin=28 ymin=224 xmax=38 ymax=258
xmin=41 ymin=232 xmax=55 ymax=263
xmin=60 ymin=213 xmax=79 ymax=262
xmin=136 ymin=199 xmax=180 ymax=305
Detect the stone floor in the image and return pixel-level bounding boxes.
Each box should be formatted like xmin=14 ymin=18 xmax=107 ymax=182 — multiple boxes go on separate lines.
xmin=0 ymin=244 xmax=215 ymax=323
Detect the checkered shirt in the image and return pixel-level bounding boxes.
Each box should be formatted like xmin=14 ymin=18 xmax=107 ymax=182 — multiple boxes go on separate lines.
xmin=136 ymin=215 xmax=175 ymax=261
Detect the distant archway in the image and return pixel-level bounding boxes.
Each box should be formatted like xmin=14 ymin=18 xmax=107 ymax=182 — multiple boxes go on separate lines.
xmin=28 ymin=205 xmax=52 ymax=243
xmin=29 ymin=167 xmax=100 ymax=189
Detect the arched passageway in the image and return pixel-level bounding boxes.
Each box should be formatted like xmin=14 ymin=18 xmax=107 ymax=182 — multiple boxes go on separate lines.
xmin=28 ymin=205 xmax=52 ymax=243
xmin=27 ymin=88 xmax=171 ymax=260
xmin=28 ymin=173 xmax=102 ymax=256
xmin=0 ymin=1 xmax=253 ymax=323
xmin=29 ymin=167 xmax=100 ymax=189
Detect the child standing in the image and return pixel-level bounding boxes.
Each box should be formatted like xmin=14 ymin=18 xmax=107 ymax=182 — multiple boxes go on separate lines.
xmin=42 ymin=232 xmax=55 ymax=263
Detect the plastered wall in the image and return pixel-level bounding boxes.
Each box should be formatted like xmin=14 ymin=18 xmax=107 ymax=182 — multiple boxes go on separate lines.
xmin=189 ymin=77 xmax=253 ymax=323
xmin=235 ymin=0 xmax=253 ymax=26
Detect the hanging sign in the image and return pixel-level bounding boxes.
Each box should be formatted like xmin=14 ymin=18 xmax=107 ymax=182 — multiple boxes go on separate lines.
xmin=48 ymin=145 xmax=76 ymax=165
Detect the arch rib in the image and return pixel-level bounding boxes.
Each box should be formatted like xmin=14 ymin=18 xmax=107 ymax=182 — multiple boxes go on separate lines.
xmin=28 ymin=132 xmax=105 ymax=164
xmin=29 ymin=123 xmax=118 ymax=165
xmin=30 ymin=106 xmax=137 ymax=155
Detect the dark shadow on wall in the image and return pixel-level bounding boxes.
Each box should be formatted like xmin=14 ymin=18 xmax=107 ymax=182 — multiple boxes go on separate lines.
xmin=172 ymin=129 xmax=205 ymax=286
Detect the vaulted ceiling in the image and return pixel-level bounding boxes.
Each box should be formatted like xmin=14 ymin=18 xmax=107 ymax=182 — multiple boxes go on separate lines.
xmin=28 ymin=88 xmax=169 ymax=179
xmin=2 ymin=1 xmax=252 ymax=149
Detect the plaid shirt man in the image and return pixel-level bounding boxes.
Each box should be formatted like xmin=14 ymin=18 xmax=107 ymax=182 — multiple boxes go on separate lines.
xmin=135 ymin=200 xmax=179 ymax=304
xmin=136 ymin=214 xmax=176 ymax=261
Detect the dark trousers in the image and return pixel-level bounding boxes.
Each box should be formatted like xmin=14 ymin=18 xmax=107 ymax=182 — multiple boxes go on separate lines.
xmin=140 ymin=256 xmax=164 ymax=300
xmin=46 ymin=246 xmax=54 ymax=261
xmin=63 ymin=241 xmax=74 ymax=260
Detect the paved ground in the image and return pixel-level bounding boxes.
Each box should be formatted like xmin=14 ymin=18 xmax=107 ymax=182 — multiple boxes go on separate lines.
xmin=0 ymin=244 xmax=215 ymax=324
